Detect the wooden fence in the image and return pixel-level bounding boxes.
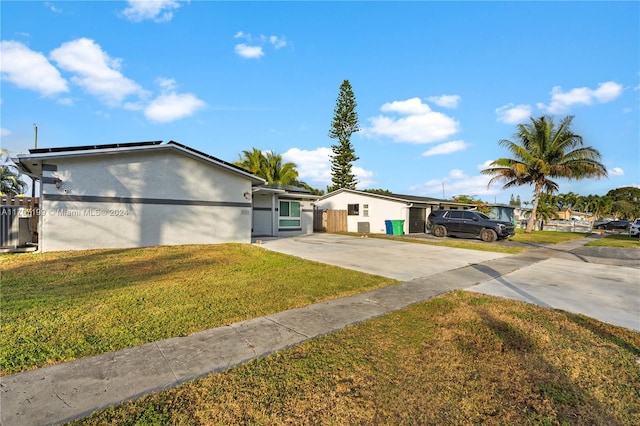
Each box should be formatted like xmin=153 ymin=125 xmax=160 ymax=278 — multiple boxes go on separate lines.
xmin=314 ymin=209 xmax=347 ymax=233
xmin=0 ymin=197 xmax=39 ymax=247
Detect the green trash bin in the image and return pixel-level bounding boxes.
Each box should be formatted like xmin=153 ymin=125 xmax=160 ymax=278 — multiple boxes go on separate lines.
xmin=391 ymin=220 xmax=404 ymax=235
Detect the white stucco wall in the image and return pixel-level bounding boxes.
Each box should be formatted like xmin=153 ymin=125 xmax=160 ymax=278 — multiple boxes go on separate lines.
xmin=39 ymin=149 xmax=254 ymax=251
xmin=252 ymin=192 xmax=276 ymax=236
xmin=315 ymin=192 xmax=410 ymax=234
xmin=252 ymin=192 xmax=314 ymax=237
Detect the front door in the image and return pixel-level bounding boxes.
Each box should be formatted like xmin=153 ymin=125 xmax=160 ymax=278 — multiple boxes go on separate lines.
xmin=409 ymin=207 xmax=426 ymax=233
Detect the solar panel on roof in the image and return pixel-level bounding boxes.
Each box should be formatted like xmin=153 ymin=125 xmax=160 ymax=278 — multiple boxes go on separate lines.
xmin=29 ymin=141 xmax=162 ymax=154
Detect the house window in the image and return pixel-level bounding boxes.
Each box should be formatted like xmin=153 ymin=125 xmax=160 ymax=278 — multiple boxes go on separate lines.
xmin=348 ymin=204 xmax=359 ymax=216
xmin=363 ymin=204 xmax=369 ymax=217
xmin=279 ymin=200 xmax=301 ymax=228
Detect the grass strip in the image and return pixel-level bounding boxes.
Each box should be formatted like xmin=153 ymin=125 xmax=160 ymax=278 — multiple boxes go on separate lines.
xmin=585 ymin=233 xmax=640 ymax=248
xmin=1 ymin=244 xmax=396 ymax=375
xmin=351 ymin=229 xmax=591 ymax=254
xmin=70 ymin=291 xmax=640 ymax=426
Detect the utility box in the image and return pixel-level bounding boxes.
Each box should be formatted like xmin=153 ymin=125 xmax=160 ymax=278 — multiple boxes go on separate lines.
xmin=357 ymin=222 xmax=370 ymax=234
xmin=19 ymin=217 xmax=31 ymax=246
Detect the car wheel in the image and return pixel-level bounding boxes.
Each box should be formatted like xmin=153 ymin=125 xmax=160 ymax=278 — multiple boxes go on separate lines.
xmin=433 ymin=225 xmax=447 ymax=238
xmin=480 ymin=228 xmax=497 ymax=242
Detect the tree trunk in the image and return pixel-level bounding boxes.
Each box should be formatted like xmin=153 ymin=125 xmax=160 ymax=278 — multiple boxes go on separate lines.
xmin=525 ymin=184 xmax=543 ymax=233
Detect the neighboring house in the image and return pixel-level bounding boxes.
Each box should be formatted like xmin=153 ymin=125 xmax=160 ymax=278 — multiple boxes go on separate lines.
xmin=252 ymin=184 xmax=319 ymax=237
xmin=555 ymin=208 xmax=594 ymax=223
xmin=315 ymin=189 xmax=473 ymax=234
xmin=486 ymin=204 xmax=516 ymax=223
xmin=14 ymin=141 xmax=265 ymax=252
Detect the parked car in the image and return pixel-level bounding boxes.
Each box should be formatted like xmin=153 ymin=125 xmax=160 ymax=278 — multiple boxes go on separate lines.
xmin=594 ymin=220 xmax=631 ymax=230
xmin=428 ymin=209 xmax=515 ymax=242
xmin=592 ymin=220 xmax=609 ymax=228
xmin=629 ymin=219 xmax=640 ymax=237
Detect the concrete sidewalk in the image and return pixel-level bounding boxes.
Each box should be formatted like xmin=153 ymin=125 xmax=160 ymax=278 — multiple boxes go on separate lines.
xmin=1 ymin=236 xmax=638 ymax=425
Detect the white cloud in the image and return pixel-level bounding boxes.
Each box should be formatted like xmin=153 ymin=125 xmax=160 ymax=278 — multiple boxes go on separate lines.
xmin=496 ymin=103 xmax=532 ymax=124
xmin=44 ymin=2 xmax=61 ymax=13
xmin=421 ymin=140 xmax=469 ymax=157
xmin=144 ymin=93 xmax=205 ymax=122
xmin=352 ymin=166 xmax=376 ymax=189
xmin=609 ymin=167 xmax=624 ymax=177
xmin=537 ymin=81 xmax=623 ymax=114
xmin=282 ymin=146 xmax=375 ymax=189
xmin=144 ymin=78 xmax=206 ymax=123
xmin=364 ymin=97 xmax=460 ymax=144
xmin=477 ymin=160 xmax=494 ymax=171
xmin=427 ymin=94 xmax=460 ymax=109
xmin=282 ymin=147 xmax=332 ymax=184
xmin=121 ymin=0 xmax=182 ymax=23
xmin=0 ymin=40 xmax=68 ymax=96
xmin=409 ymin=169 xmax=499 ymax=199
xmin=381 ymin=97 xmax=431 ymax=115
xmin=234 ymin=31 xmax=288 ymax=58
xmin=234 ymin=43 xmax=264 ymax=59
xmin=156 ymin=77 xmax=178 ymax=92
xmin=50 ymin=38 xmax=145 ymax=106
xmin=269 ymin=36 xmax=287 ymax=49
xmin=1 ymin=128 xmax=11 ymax=137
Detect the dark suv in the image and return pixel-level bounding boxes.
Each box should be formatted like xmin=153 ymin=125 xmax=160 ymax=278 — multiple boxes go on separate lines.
xmin=428 ymin=209 xmax=515 ymax=242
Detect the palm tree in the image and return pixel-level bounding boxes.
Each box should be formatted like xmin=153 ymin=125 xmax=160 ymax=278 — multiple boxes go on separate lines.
xmin=235 ymin=148 xmax=264 ymax=176
xmin=482 ymin=116 xmax=607 ymax=233
xmin=262 ymin=151 xmax=299 ymax=185
xmin=234 ymin=148 xmax=299 ymax=185
xmin=0 ymin=149 xmax=27 ymax=196
xmin=524 ymin=193 xmax=557 ymax=229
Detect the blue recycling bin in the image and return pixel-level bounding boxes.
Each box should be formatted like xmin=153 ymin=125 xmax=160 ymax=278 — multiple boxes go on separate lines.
xmin=384 ymin=220 xmax=393 ymax=235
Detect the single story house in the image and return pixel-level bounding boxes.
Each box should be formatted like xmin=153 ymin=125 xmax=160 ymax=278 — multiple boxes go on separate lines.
xmin=252 ymin=184 xmax=319 ymax=238
xmin=486 ymin=204 xmax=516 ymax=223
xmin=315 ymin=189 xmax=474 ymax=234
xmin=555 ymin=208 xmax=594 ymax=222
xmin=15 ymin=141 xmax=265 ymax=252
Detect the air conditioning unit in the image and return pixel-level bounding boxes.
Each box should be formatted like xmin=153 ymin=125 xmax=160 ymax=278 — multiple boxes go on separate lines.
xmin=357 ymin=222 xmax=370 ymax=233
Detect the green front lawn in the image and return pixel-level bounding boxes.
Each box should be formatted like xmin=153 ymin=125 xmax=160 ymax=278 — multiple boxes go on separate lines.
xmin=585 ymin=233 xmax=640 ymax=248
xmin=361 ymin=228 xmax=590 ymax=253
xmin=72 ymin=291 xmax=640 ymax=426
xmin=508 ymin=228 xmax=589 ymax=244
xmin=1 ymin=244 xmax=397 ymax=375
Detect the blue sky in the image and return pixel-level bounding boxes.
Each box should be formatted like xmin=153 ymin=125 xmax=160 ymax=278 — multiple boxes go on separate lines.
xmin=2 ymin=1 xmax=638 ymax=203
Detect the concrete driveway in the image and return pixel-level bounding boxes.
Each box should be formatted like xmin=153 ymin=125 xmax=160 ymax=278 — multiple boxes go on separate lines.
xmin=258 ymin=233 xmax=511 ymax=281
xmin=259 ymin=234 xmax=640 ymax=331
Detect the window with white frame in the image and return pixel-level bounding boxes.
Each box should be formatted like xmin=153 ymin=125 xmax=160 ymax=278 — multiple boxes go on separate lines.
xmin=279 ymin=200 xmax=301 ymax=228
xmin=363 ymin=204 xmax=369 ymax=217
xmin=347 ymin=204 xmax=359 ymax=215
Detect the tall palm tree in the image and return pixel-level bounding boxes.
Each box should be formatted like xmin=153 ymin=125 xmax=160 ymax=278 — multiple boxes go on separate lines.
xmin=262 ymin=151 xmax=299 ymax=185
xmin=235 ymin=148 xmax=265 ymax=176
xmin=234 ymin=148 xmax=299 ymax=185
xmin=482 ymin=116 xmax=607 ymax=233
xmin=524 ymin=193 xmax=557 ymax=229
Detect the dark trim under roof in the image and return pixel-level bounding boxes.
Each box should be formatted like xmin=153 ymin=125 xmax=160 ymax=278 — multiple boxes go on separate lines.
xmin=29 ymin=141 xmax=162 ymax=154
xmin=16 ymin=140 xmax=265 ymax=184
xmin=384 ymin=191 xmax=447 ymax=203
xmin=321 ymin=188 xmax=447 ymax=204
xmin=260 ymin=184 xmax=313 ymax=194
